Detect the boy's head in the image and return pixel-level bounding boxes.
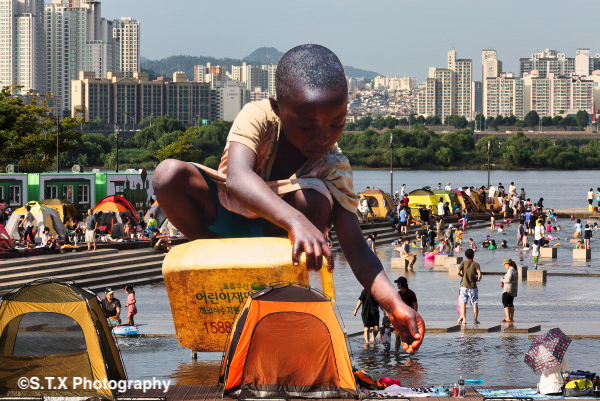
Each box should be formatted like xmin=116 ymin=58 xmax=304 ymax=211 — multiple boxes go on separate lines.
xmin=465 ymin=249 xmax=474 ymax=259
xmin=270 ymin=44 xmax=348 ymax=160
xmin=534 ymin=240 xmax=539 ymax=245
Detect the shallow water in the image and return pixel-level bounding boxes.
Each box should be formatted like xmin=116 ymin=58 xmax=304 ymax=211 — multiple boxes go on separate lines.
xmin=117 ymin=334 xmax=600 ymax=387
xmin=117 ymin=221 xmax=600 ymax=386
xmin=353 ymin=169 xmax=600 ymax=210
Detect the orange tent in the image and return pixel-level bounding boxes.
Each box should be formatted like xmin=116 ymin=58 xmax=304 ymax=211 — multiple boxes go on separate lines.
xmin=93 ymin=195 xmax=139 ymax=224
xmin=93 ymin=195 xmax=139 ymax=227
xmin=220 ymin=283 xmax=357 ymax=399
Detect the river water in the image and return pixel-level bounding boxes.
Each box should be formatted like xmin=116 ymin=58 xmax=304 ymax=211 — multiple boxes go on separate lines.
xmin=117 ymin=170 xmax=600 ymax=388
xmin=353 ymin=169 xmax=600 ymax=210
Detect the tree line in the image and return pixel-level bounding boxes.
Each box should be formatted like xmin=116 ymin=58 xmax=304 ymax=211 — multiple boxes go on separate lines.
xmin=339 ymin=126 xmax=600 ymax=169
xmin=347 ymin=110 xmax=591 ymax=131
xmin=1 ymin=86 xmax=599 ymax=172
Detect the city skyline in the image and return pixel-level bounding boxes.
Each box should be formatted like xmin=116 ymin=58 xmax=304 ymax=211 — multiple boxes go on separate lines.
xmin=102 ymin=0 xmax=599 ymax=80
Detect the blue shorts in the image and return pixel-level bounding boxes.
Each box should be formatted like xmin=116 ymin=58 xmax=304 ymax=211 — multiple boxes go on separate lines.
xmin=459 ymin=287 xmax=479 ymax=306
xmin=193 ymin=165 xmax=286 ymax=239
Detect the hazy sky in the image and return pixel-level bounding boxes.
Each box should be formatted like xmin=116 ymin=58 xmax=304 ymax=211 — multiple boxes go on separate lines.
xmin=103 ymin=0 xmax=598 ymax=81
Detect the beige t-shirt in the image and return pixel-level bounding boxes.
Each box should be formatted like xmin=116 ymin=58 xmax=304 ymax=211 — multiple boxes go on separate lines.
xmin=195 ymin=99 xmax=358 ymax=218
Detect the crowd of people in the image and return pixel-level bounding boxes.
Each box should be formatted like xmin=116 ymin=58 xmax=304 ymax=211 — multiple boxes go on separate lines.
xmin=6 ymin=199 xmax=177 ymax=253
xmin=354 ymin=179 xmax=599 ymax=354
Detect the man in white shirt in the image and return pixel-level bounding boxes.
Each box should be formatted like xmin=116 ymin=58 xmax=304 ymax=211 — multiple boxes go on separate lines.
xmin=400 ymin=184 xmax=407 ymax=197
xmin=489 ymin=185 xmax=497 ymax=199
xmin=437 ymin=198 xmax=445 ymax=216
xmin=534 ymin=220 xmax=546 ymax=244
xmin=444 ymin=183 xmax=452 ymax=191
xmin=509 ymin=182 xmax=516 ymax=196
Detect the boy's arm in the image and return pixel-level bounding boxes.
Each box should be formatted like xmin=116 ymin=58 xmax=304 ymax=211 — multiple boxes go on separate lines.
xmin=227 ymin=142 xmax=333 ymax=270
xmin=332 ymin=202 xmax=425 ymax=353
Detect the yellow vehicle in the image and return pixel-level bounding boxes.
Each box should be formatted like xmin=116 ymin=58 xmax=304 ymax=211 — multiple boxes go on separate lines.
xmin=407 ymin=188 xmax=439 ymax=216
xmin=357 ymin=190 xmax=394 ymax=222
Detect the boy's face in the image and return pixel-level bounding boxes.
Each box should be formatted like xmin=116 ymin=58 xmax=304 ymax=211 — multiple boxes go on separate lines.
xmin=270 ymin=88 xmax=348 ymax=160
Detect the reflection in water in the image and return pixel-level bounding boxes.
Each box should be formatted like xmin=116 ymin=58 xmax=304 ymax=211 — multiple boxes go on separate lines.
xmin=169 ymin=360 xmax=222 ymax=385
xmin=351 ymin=343 xmax=427 ymax=386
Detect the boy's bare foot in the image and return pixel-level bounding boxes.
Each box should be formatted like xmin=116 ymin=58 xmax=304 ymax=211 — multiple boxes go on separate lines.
xmin=474 ymin=320 xmax=480 ymax=324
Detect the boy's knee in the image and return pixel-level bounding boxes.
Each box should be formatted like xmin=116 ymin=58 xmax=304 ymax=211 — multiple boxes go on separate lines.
xmin=293 ymin=189 xmax=331 ymax=210
xmin=286 ymin=189 xmax=332 ymax=229
xmin=152 ymin=159 xmax=190 ymax=194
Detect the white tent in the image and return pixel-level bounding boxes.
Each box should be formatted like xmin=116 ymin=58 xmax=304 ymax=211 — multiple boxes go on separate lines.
xmin=5 ymin=201 xmax=67 ymax=243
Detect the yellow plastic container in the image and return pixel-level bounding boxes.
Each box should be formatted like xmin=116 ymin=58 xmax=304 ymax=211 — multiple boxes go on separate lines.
xmin=162 ymin=237 xmax=335 ymax=352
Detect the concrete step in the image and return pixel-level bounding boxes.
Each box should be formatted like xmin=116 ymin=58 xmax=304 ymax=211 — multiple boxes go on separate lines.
xmin=0 ymin=248 xmax=119 ymax=268
xmin=85 ymin=273 xmax=165 ymax=294
xmin=0 ymin=270 xmax=165 ymax=297
xmin=0 ymin=260 xmax=164 ymax=292
xmin=0 ymin=253 xmax=165 ymax=284
xmin=0 ymin=249 xmax=163 ymax=277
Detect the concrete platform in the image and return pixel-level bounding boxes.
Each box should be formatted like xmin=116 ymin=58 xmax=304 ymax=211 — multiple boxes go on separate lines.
xmin=448 ymin=264 xmax=460 ymax=275
xmin=503 ymin=324 xmax=542 ymax=333
xmin=517 ymin=265 xmax=528 ymax=280
xmin=527 ymin=269 xmax=547 ymax=283
xmin=444 ymin=256 xmax=463 ymax=266
xmin=540 ymin=247 xmax=557 ymax=258
xmin=463 ymin=324 xmax=501 ymax=333
xmin=434 ymin=254 xmax=448 ymax=266
xmin=428 ymin=325 xmax=462 ymax=333
xmin=573 ymin=248 xmax=591 ymax=260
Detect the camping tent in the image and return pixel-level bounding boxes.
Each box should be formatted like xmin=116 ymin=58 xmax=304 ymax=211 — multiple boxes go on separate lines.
xmin=453 ymin=190 xmax=481 ymax=214
xmin=220 ymin=283 xmax=357 ymax=399
xmin=407 ymin=188 xmax=439 ymax=216
xmin=144 ymin=201 xmax=168 ymax=230
xmin=467 ymin=191 xmax=488 ymax=213
xmin=5 ymin=201 xmax=66 ymax=243
xmin=93 ymin=195 xmax=139 ymax=229
xmin=432 ymin=190 xmax=461 ymax=213
xmin=0 ymin=279 xmax=126 ymax=399
xmin=357 ymin=190 xmax=395 ymax=222
xmin=94 ymin=195 xmax=139 ymax=223
xmin=41 ymin=198 xmax=80 ymax=222
xmin=0 ymin=224 xmax=14 ymax=250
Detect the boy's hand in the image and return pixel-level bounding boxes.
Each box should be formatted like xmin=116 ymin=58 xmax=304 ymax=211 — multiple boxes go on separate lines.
xmin=288 ymin=216 xmax=334 ymax=272
xmin=388 ymin=304 xmax=425 ymax=354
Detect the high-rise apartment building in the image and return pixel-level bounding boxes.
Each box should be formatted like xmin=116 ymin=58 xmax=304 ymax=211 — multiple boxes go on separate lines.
xmin=46 ymin=0 xmax=139 ymax=115
xmin=522 ymin=72 xmax=594 ymax=117
xmin=449 ymin=49 xmax=472 ymax=119
xmin=483 ymin=74 xmax=524 ymax=119
xmin=417 ymin=68 xmax=454 ymax=120
xmin=229 ymin=62 xmax=277 ymax=96
xmin=471 ymin=81 xmax=482 ymax=115
xmin=481 ymin=50 xmax=502 ymax=118
xmin=520 ymin=49 xmax=576 ymax=78
xmin=416 ymin=50 xmax=469 ymax=119
xmin=71 ymin=71 xmax=214 ymax=126
xmin=218 ymin=81 xmax=249 ymax=121
xmin=113 ymin=17 xmax=139 ymax=77
xmin=0 ymin=0 xmax=45 ymax=94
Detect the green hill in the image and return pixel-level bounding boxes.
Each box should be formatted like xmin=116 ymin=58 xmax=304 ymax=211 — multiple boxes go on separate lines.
xmin=140 ymin=47 xmax=380 ymax=80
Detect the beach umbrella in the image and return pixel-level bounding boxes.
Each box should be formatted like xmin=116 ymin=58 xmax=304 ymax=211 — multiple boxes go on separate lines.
xmin=524 ymin=328 xmax=571 ymax=374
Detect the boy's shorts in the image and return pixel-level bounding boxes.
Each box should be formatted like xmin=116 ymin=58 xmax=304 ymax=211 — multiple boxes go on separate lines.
xmin=459 ymin=287 xmax=478 ymax=305
xmin=532 ymin=256 xmax=539 ymax=264
xmin=193 ymin=165 xmax=286 ymax=239
xmin=85 ymin=230 xmax=96 ymax=243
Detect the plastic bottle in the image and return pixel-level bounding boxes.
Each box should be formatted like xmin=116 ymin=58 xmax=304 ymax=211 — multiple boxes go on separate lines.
xmin=458 ymin=376 xmax=465 ymax=397
xmin=453 ymin=383 xmax=459 ymax=397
